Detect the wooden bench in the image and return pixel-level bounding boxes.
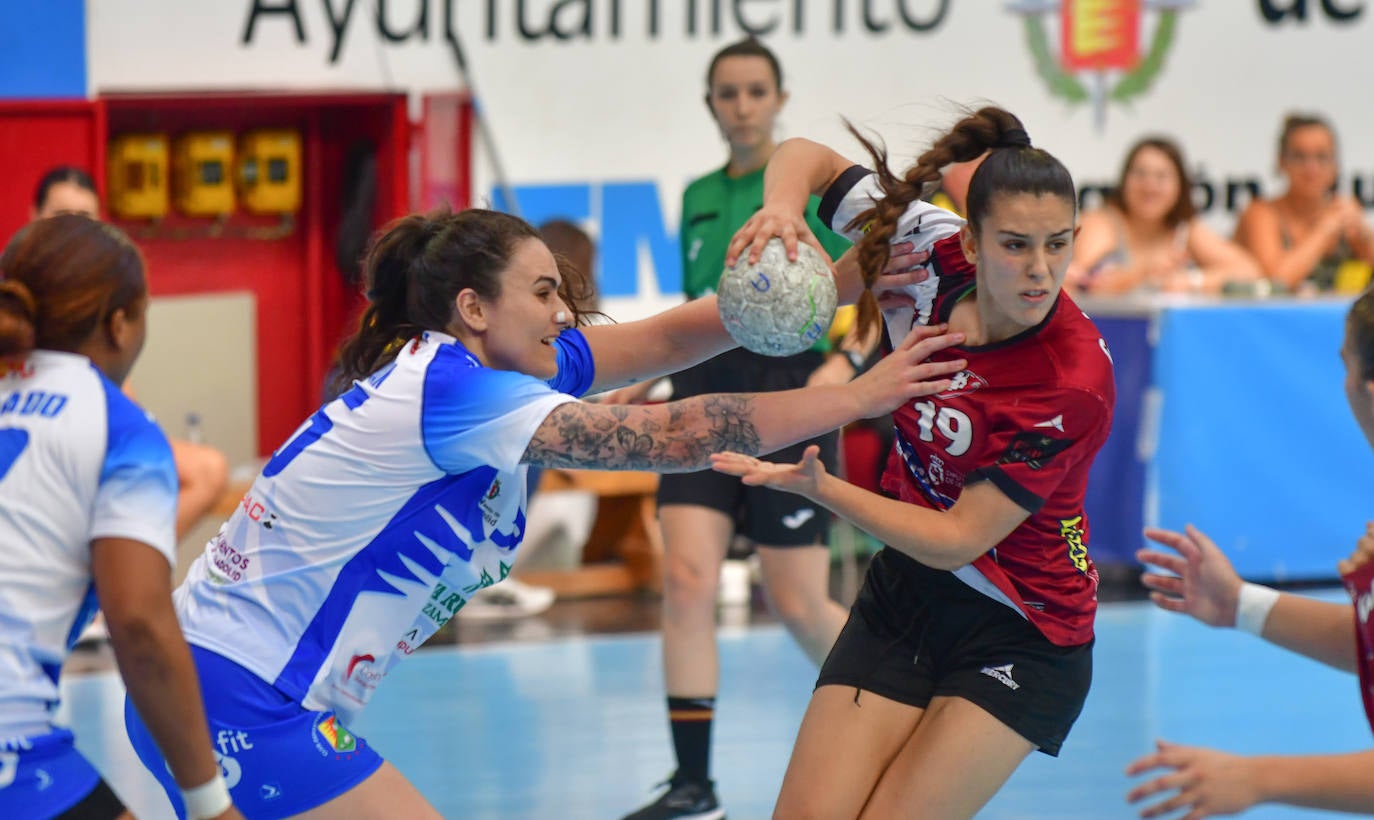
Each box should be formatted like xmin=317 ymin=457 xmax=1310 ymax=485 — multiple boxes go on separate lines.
xmin=516 ymin=469 xmax=663 ymax=598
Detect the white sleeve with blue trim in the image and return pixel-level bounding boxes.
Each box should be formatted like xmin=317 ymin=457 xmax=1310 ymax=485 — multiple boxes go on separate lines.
xmin=90 ymin=383 xmax=178 ymax=565
xmin=817 ymin=165 xmax=965 ymax=248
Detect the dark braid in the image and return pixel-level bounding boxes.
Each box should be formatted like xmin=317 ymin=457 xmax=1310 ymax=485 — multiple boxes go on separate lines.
xmin=845 ymin=107 xmax=1032 ymax=336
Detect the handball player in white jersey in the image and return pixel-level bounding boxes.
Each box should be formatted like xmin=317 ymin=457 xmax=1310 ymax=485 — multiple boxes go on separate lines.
xmin=0 ymin=215 xmax=239 ymax=819
xmin=124 ymin=207 xmax=967 ymax=818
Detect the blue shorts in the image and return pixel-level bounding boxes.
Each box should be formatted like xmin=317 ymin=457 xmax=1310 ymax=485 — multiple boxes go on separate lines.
xmin=0 ymin=728 xmax=116 ymax=819
xmin=125 ymin=646 xmax=384 ymax=819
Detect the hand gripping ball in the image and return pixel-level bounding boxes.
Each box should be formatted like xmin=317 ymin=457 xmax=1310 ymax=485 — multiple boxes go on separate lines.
xmin=717 ymin=238 xmax=838 ymax=357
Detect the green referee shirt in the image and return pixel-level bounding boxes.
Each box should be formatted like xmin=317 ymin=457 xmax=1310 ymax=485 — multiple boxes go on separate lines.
xmin=679 ymin=165 xmax=853 ymax=352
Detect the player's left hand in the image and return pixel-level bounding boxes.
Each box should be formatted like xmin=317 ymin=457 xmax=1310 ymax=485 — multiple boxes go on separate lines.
xmin=1126 ymin=739 xmax=1259 ymax=819
xmin=711 ymin=444 xmax=827 ymax=497
xmin=1338 ymin=520 xmax=1374 ymax=576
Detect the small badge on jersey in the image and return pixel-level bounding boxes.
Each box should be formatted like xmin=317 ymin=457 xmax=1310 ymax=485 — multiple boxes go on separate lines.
xmin=999 ymin=431 xmax=1073 ymax=471
xmin=478 ymin=478 xmax=503 ymax=529
xmin=936 ymin=369 xmax=987 ymax=399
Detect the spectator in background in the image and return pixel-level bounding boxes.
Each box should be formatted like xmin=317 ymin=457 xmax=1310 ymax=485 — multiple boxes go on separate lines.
xmin=1068 ymin=136 xmax=1259 ymax=296
xmin=30 ymin=166 xmax=230 ymax=541
xmin=1126 ymin=287 xmax=1374 ymax=818
xmin=31 ymin=166 xmax=100 ymax=220
xmin=1234 ymin=114 xmax=1374 ymax=295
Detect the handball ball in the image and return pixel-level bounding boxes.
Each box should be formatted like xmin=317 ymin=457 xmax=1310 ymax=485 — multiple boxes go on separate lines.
xmin=717 ymin=238 xmax=838 ymax=357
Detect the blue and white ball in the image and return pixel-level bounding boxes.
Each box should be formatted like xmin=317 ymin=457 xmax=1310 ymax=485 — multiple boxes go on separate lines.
xmin=717 ymin=238 xmax=838 ymax=357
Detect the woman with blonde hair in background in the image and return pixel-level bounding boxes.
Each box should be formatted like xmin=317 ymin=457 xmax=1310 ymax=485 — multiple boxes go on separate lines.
xmin=1234 ymin=113 xmax=1374 ymax=295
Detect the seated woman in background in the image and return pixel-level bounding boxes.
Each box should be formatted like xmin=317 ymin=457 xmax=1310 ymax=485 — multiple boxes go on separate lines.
xmin=1068 ymin=136 xmax=1259 ymax=296
xmin=30 ymin=166 xmax=230 ymax=541
xmin=1234 ymin=113 xmax=1374 ymax=295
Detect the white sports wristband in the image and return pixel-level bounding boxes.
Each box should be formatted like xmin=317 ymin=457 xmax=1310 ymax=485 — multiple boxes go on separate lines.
xmin=1235 ymin=582 xmax=1280 ymax=636
xmin=181 ymin=775 xmax=232 ymax=820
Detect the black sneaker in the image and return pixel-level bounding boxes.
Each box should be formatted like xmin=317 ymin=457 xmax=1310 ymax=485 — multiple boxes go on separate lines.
xmin=621 ymin=774 xmax=724 ymax=820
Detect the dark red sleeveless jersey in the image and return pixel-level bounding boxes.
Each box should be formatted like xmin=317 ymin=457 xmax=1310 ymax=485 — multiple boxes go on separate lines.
xmin=819 ymin=167 xmax=1116 ymax=646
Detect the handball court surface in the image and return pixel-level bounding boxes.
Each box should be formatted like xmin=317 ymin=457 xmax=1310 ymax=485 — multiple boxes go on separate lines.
xmin=61 ymin=577 xmax=1363 ymax=819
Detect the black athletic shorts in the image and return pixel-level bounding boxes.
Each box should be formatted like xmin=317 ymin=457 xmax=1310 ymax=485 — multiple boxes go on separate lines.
xmin=816 ymin=548 xmax=1093 ymax=756
xmin=57 ymin=779 xmax=125 ymax=820
xmin=657 ymin=347 xmax=838 ymax=547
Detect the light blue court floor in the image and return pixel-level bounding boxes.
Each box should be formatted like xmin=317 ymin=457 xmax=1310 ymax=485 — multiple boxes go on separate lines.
xmin=61 ymin=592 xmax=1369 ymax=819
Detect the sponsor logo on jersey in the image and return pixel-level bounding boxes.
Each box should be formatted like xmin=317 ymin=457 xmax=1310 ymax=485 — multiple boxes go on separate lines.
xmin=1034 ymin=414 xmax=1065 ymax=432
xmin=1008 ymin=0 xmax=1195 ymax=131
xmin=894 ymin=428 xmax=957 ymax=510
xmin=313 ymin=715 xmax=359 ymax=757
xmin=487 ymin=479 xmax=501 ymax=500
xmin=1 ymin=360 xmax=34 ymax=378
xmin=935 ymin=369 xmax=987 ymax=399
xmin=979 ymin=663 xmax=1021 ymax=690
xmin=211 ymin=537 xmax=251 ymax=583
xmin=999 ymin=431 xmax=1074 ymax=471
xmin=345 ymin=653 xmax=384 ymax=692
xmin=1060 ymin=515 xmax=1089 ymax=574
xmin=240 ymin=492 xmax=278 ymax=529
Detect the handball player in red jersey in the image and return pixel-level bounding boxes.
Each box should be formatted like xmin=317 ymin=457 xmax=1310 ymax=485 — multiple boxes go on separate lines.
xmin=716 ymin=106 xmax=1116 ymax=819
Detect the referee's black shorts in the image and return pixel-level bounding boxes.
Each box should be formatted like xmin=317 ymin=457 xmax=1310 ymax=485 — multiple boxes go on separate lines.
xmin=817 ymin=547 xmax=1093 ymax=756
xmin=657 ymin=347 xmax=838 ymax=547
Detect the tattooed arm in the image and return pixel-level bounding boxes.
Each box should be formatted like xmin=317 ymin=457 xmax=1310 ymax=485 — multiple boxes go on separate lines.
xmin=524 ymin=394 xmax=763 ymax=472
xmin=524 ymin=324 xmax=970 ymax=471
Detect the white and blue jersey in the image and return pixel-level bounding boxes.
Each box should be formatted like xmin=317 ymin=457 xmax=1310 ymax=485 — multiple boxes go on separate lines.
xmin=0 ymin=350 xmax=176 ymax=816
xmin=0 ymin=351 xmax=177 ymax=739
xmin=175 ymin=329 xmax=595 ymax=725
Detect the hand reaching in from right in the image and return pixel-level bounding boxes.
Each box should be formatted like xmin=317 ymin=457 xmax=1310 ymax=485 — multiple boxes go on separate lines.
xmin=1137 ymin=525 xmax=1244 ymax=628
xmin=1338 ymin=521 xmax=1374 ymax=577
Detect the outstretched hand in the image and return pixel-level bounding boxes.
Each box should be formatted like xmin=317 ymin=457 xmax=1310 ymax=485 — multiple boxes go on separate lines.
xmin=1126 ymin=739 xmax=1259 ymax=819
xmin=725 ymin=204 xmax=828 ymax=268
xmin=712 ymin=444 xmax=827 ymax=498
xmin=1137 ymin=525 xmax=1242 ymax=628
xmin=848 ymin=323 xmax=965 ymax=418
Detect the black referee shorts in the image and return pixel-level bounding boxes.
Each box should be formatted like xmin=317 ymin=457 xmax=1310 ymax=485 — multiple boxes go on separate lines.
xmin=816 ymin=548 xmax=1093 ymax=756
xmin=657 ymin=347 xmax=837 ymax=547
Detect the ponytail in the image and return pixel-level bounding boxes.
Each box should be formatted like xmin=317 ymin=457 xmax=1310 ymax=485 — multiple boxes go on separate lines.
xmin=334 ymin=214 xmax=436 ymax=392
xmin=0 ymin=280 xmax=38 ymax=358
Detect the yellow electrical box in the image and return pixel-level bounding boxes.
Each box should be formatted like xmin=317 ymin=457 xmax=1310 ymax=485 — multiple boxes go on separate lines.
xmin=237 ymin=129 xmax=302 ymax=214
xmin=173 ymin=131 xmax=236 ymax=217
xmin=107 ymin=133 xmax=169 ymax=220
